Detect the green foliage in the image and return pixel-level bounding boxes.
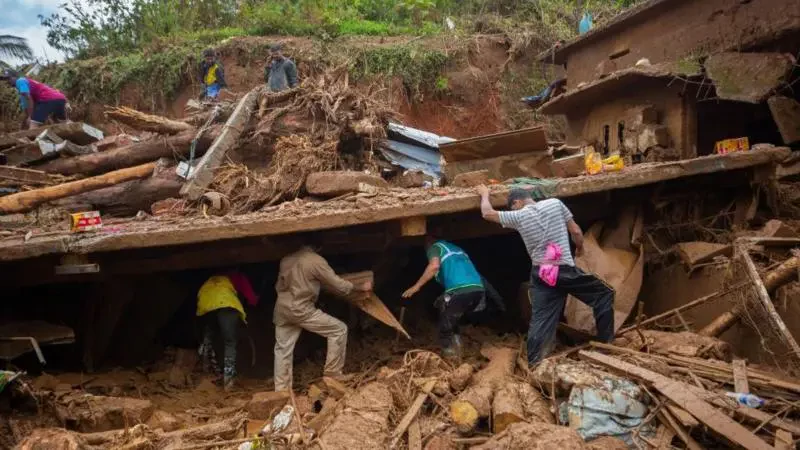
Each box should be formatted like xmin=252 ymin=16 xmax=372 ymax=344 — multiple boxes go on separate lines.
xmin=350 ymin=45 xmax=449 ymax=99
xmin=43 ymin=43 xmax=201 ymax=106
xmin=0 ymin=35 xmax=34 ymax=65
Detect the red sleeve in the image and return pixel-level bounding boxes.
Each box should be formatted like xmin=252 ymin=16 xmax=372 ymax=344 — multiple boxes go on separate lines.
xmin=228 ymin=272 xmax=259 ymax=306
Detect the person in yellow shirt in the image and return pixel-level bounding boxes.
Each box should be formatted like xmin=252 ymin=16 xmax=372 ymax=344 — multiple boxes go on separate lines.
xmin=197 ymin=270 xmax=259 ymax=390
xmin=198 ymin=48 xmax=227 ymax=101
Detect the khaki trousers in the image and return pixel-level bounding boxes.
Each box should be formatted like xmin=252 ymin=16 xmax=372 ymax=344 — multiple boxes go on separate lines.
xmin=274 ymin=309 xmax=347 ymax=392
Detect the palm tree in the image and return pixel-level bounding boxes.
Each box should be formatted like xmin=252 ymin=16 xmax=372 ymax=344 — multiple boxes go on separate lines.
xmin=0 ymin=35 xmax=34 ymax=66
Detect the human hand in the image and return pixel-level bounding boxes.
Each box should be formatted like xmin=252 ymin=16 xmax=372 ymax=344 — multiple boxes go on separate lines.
xmin=574 ymin=244 xmax=584 ymax=257
xmin=402 ymin=286 xmax=419 ymax=299
xmin=360 ymin=280 xmax=373 ymax=292
xmin=477 ymin=184 xmax=489 ymax=197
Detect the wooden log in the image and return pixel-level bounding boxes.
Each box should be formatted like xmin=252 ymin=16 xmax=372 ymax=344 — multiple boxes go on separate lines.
xmin=699 ymin=255 xmax=800 ymax=338
xmin=450 ymin=346 xmax=517 ymax=435
xmin=448 ymin=363 xmax=474 ymax=393
xmin=0 ymin=163 xmax=157 ymax=214
xmin=0 ymin=122 xmax=103 ymax=150
xmin=580 ymin=350 xmax=773 ymax=450
xmin=407 ymin=419 xmax=422 ymax=450
xmin=181 ymin=87 xmax=260 ymax=201
xmin=105 ymin=106 xmax=193 ymax=135
xmin=739 ymin=247 xmax=800 ymax=358
xmin=258 ymin=87 xmax=300 ymax=117
xmin=49 ymin=170 xmax=183 ymax=216
xmin=36 ymin=128 xmax=217 ymax=176
xmin=492 ymin=382 xmax=526 ymax=433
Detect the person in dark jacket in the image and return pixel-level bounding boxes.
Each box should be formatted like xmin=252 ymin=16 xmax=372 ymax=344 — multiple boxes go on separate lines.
xmin=198 ymin=48 xmax=226 ymax=101
xmin=264 ymin=44 xmax=298 ymax=92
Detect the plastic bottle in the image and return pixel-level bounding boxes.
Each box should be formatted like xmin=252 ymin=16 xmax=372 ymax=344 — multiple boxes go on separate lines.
xmin=725 ymin=392 xmax=765 ymax=408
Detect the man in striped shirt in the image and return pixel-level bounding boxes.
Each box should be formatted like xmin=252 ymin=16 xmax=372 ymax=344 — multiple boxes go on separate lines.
xmin=477 ymin=185 xmax=615 ymax=365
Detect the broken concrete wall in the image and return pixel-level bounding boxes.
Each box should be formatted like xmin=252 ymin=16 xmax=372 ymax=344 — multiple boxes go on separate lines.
xmin=562 ymin=0 xmax=800 ymax=87
xmin=563 ymin=79 xmax=691 ymax=157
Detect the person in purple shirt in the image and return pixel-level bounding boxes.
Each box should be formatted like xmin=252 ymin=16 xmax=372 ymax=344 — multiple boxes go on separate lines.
xmin=1 ymin=69 xmax=68 ymax=129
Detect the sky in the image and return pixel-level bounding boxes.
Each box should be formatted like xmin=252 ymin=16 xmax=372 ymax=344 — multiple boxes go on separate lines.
xmin=1 ymin=0 xmax=72 ymax=63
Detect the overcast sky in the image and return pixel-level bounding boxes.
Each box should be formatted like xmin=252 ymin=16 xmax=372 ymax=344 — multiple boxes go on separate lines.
xmin=1 ymin=0 xmax=70 ymax=62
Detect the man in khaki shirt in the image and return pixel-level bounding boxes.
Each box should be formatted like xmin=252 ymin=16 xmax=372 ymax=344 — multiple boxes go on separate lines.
xmin=273 ymin=246 xmax=372 ymax=391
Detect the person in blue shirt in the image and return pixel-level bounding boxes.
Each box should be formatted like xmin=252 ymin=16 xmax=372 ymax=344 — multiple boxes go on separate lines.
xmin=403 ymin=236 xmax=486 ymax=357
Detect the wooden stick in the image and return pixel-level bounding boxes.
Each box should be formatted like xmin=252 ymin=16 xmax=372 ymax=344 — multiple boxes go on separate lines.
xmin=0 ymin=162 xmax=156 ymax=214
xmin=389 ymin=380 xmax=436 ymax=449
xmin=407 ymin=419 xmax=422 ymax=450
xmin=289 ymin=389 xmax=308 ymax=444
xmin=733 ymin=359 xmax=750 ymax=394
xmin=617 ymin=282 xmax=749 ymax=336
xmin=658 ymin=408 xmax=703 ymax=450
xmin=174 ymin=437 xmax=264 ymax=450
xmin=738 ymin=244 xmax=800 ymax=358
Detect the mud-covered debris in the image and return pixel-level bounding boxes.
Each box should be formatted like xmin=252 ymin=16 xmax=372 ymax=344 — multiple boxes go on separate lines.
xmin=246 ymin=391 xmax=290 ymax=420
xmin=473 ymin=422 xmax=586 ymax=450
xmin=314 ymin=382 xmax=393 ymax=450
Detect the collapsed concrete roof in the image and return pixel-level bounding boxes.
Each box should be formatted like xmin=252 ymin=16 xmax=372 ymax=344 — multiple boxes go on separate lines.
xmin=0 ymin=147 xmax=789 ymax=266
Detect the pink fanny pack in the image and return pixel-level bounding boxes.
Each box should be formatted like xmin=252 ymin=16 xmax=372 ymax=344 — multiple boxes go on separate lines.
xmin=538 ymin=243 xmax=562 ymax=287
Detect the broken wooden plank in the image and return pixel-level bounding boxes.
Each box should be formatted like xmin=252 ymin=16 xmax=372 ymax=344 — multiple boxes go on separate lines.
xmin=440 ymin=126 xmax=547 ymax=163
xmin=0 ymin=162 xmax=156 ymax=214
xmin=737 ymin=244 xmax=800 ymax=359
xmin=444 ymin=151 xmax=553 ymax=181
xmin=407 ymin=419 xmax=422 ymax=450
xmin=658 ymin=409 xmax=702 ymax=450
xmin=732 ymin=359 xmax=750 ymax=394
xmin=653 ymin=425 xmax=676 ymax=449
xmin=339 ymin=271 xmax=410 ymax=339
xmin=181 ymin=87 xmax=260 ymax=201
xmin=322 ymin=376 xmax=351 ymax=399
xmin=580 ymin=350 xmax=773 ymax=450
xmin=768 ymin=96 xmax=800 ymax=145
xmin=676 ymin=242 xmax=732 ymax=269
xmin=389 ymin=380 xmax=436 ymax=449
xmin=0 ymin=166 xmax=56 ymax=185
xmin=774 ymin=430 xmax=792 ymax=450
xmin=665 ymin=403 xmax=700 ymax=428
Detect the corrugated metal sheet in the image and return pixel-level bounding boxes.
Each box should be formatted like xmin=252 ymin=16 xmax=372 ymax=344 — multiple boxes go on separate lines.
xmin=378 ymin=140 xmax=442 ymax=179
xmin=387 ymin=122 xmax=455 ymax=149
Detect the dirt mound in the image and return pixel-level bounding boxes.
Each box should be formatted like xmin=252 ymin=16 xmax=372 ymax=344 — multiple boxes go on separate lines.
xmin=474 ymin=422 xmax=586 ymax=450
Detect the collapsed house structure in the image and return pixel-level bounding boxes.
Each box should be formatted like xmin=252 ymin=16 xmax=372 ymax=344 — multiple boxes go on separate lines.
xmin=2 ymin=0 xmax=800 ymax=448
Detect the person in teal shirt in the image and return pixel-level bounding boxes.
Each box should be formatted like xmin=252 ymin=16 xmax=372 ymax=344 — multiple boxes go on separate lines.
xmin=403 ymin=236 xmax=486 ymax=357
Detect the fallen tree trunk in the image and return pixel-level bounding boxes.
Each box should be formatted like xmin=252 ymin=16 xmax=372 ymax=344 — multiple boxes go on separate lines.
xmin=36 ymin=128 xmax=218 ymax=176
xmin=106 ymin=106 xmax=193 ymax=135
xmin=699 ymin=255 xmax=800 ymax=337
xmin=181 ymin=87 xmax=260 ymax=201
xmin=450 ymin=346 xmax=517 ymax=435
xmin=0 ymin=163 xmax=156 ymax=214
xmin=81 ymin=414 xmax=246 ymax=447
xmin=49 ymin=170 xmax=183 ymax=216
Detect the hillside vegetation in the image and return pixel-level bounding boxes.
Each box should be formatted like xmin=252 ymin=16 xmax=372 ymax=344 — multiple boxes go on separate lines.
xmin=1 ymin=0 xmax=642 ymax=132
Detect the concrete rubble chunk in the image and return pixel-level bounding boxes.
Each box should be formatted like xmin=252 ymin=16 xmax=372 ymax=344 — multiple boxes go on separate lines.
xmin=759 ymin=219 xmax=799 ymax=239
xmin=625 ymin=105 xmax=658 ymax=129
xmin=305 ymin=171 xmax=388 ymax=197
xmin=705 ymin=52 xmax=793 ymax=103
xmin=55 ymin=394 xmax=155 ymax=432
xmin=637 ymin=125 xmax=670 ymax=152
xmin=768 ymin=96 xmax=800 ymax=144
xmin=451 ymin=170 xmax=489 ymax=188
xmin=551 ymin=153 xmax=585 ymax=178
xmin=246 ymin=391 xmax=290 ymax=420
xmin=394 ymin=170 xmax=429 ymax=188
xmin=146 ymin=410 xmax=182 ymax=432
